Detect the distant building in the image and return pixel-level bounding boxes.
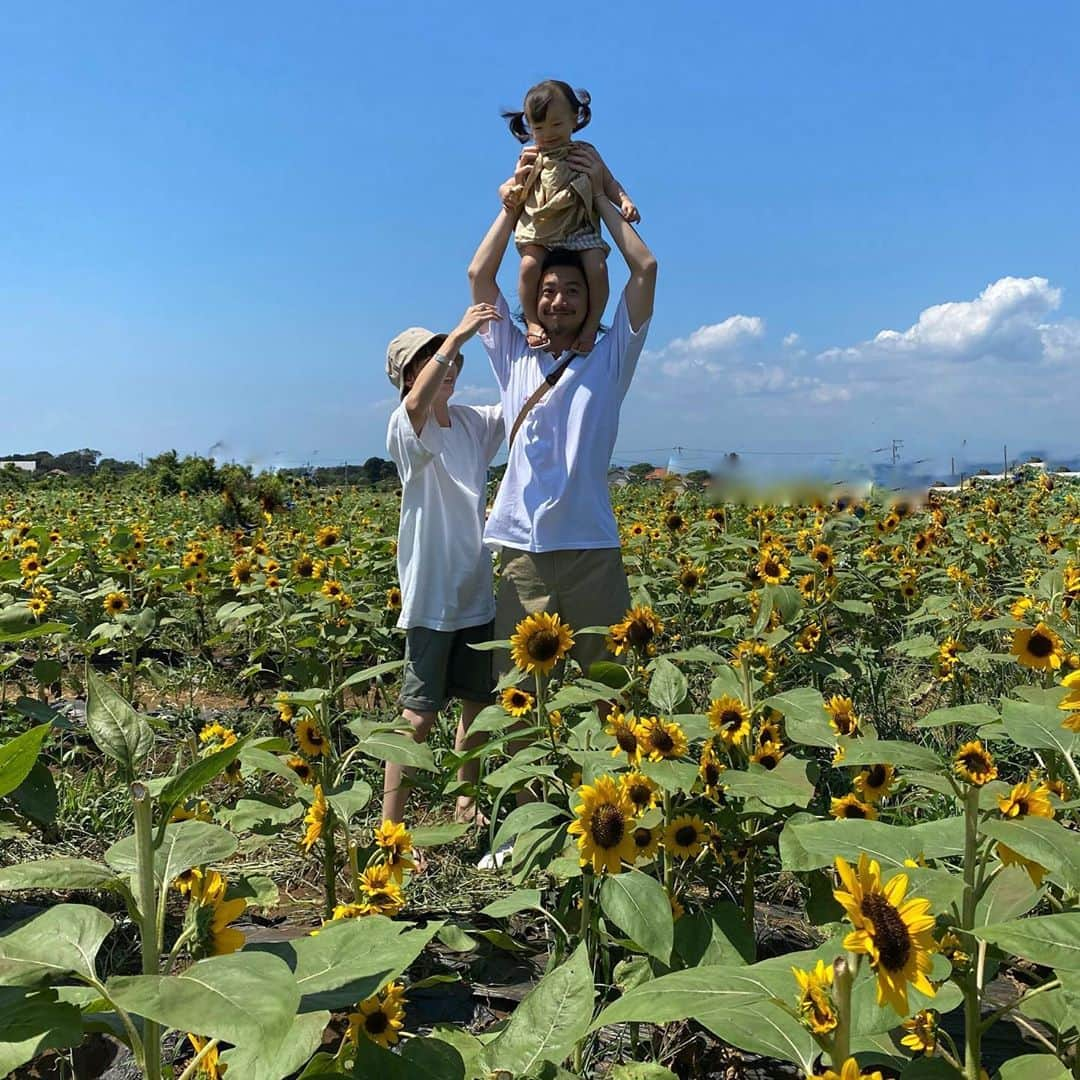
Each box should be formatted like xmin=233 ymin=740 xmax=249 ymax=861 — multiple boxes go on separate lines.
xmin=644 ymin=467 xmax=668 ymax=482
xmin=0 ymin=459 xmax=36 ymax=473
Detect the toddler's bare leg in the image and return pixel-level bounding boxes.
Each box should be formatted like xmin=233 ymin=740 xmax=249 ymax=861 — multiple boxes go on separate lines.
xmin=519 ymin=245 xmax=548 ymax=348
xmin=572 ymin=248 xmax=609 ymax=354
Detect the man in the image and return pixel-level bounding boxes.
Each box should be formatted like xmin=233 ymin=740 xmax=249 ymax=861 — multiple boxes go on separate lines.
xmin=467 ymin=142 xmax=657 ymax=683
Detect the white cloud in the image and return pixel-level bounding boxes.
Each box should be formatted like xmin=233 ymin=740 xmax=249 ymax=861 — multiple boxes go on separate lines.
xmin=782 ymin=332 xmax=801 ymax=347
xmin=828 ymin=276 xmax=1063 ymax=365
xmin=665 ymin=315 xmax=765 ymax=355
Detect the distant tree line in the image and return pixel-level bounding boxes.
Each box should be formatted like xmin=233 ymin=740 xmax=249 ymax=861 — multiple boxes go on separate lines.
xmin=0 ymin=448 xmax=402 ymax=493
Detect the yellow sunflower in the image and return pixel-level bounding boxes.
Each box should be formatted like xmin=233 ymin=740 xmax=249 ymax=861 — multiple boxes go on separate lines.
xmin=385 ymin=586 xmax=402 ymax=610
xmin=606 ymin=711 xmax=643 ymax=765
xmin=501 ymin=686 xmax=535 ymax=717
xmin=301 ymin=785 xmax=326 ymax=853
xmin=997 ymin=780 xmax=1054 ymax=819
xmin=620 ymin=770 xmax=660 ymax=812
xmin=295 ymin=716 xmax=328 ymax=757
xmin=103 ymin=591 xmax=129 ymax=616
xmin=750 ymin=741 xmax=784 ymax=770
xmin=637 ymin=716 xmax=689 ymax=761
xmin=833 ymin=854 xmax=937 ymax=1015
xmin=708 ymin=695 xmax=751 ymax=748
xmin=27 ymin=596 xmax=48 ymax=618
xmin=756 ymin=549 xmax=790 ymax=585
xmin=1011 ymin=622 xmax=1065 ymax=670
xmin=825 ymin=695 xmax=860 ymax=737
xmin=810 ymin=542 xmax=834 ymax=571
xmin=901 ymin=1008 xmax=937 ymax=1054
xmin=676 ymin=563 xmax=706 ymax=593
xmin=1058 ymin=670 xmax=1080 ymax=730
xmin=698 ymin=740 xmax=726 ymax=797
xmin=831 ymin=793 xmax=878 ymax=820
xmin=791 ymin=958 xmax=837 ymax=1035
xmin=818 ymin=1060 xmax=884 ymax=1080
xmin=186 ymin=1034 xmax=225 ymax=1080
xmin=230 ymin=559 xmax=254 ymax=587
xmin=510 ymin=611 xmax=575 ymax=676
xmin=348 ymin=981 xmax=406 ymax=1049
xmin=853 ymin=763 xmax=896 ymax=803
xmin=315 ymin=525 xmax=342 ymax=549
xmin=664 ymin=814 xmax=709 ymax=859
xmin=607 ymin=605 xmax=664 ymax=656
xmin=954 ymin=740 xmax=997 ymax=786
xmin=567 ymin=775 xmax=638 ymax=875
xmin=630 ymin=824 xmax=661 ymax=861
xmin=186 ymin=870 xmax=246 ymax=957
xmin=373 ymin=819 xmax=416 ymax=881
xmin=358 ymin=863 xmax=406 ymax=916
xmin=795 ymin=624 xmax=821 ymax=653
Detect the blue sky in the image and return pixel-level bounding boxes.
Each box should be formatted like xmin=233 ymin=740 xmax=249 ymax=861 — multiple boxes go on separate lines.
xmin=3 ymin=2 xmax=1078 ymax=479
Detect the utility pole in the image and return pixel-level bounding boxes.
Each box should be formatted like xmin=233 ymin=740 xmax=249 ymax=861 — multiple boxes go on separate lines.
xmin=891 ymin=439 xmax=903 ymax=465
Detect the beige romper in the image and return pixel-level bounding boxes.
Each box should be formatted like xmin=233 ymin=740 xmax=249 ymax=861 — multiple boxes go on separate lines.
xmin=511 ymin=145 xmax=611 ymax=256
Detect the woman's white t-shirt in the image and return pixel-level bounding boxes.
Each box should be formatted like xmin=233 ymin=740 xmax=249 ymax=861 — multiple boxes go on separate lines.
xmin=386 ymin=401 xmax=504 ymax=631
xmin=479 ymin=290 xmax=650 ymax=552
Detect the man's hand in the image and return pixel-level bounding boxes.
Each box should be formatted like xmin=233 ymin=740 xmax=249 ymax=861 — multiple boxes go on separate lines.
xmin=449 ymin=303 xmax=502 ymax=348
xmin=499 ymin=146 xmax=539 ymax=211
xmin=565 ymin=143 xmax=605 ymax=198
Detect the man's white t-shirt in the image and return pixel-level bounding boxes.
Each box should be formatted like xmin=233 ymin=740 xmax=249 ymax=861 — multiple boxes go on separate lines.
xmin=386 ymin=401 xmax=504 ymax=631
xmin=479 ymin=290 xmax=650 ymax=552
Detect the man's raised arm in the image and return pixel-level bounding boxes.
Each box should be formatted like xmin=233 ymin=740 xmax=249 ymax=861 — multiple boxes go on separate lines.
xmin=467 ymin=149 xmax=535 ymax=305
xmin=567 ymin=145 xmax=657 ymax=332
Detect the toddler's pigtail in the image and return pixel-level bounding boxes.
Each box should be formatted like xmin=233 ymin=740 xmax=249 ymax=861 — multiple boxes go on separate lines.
xmin=501 ymin=108 xmax=531 ymax=144
xmin=573 ymin=87 xmax=592 ymax=132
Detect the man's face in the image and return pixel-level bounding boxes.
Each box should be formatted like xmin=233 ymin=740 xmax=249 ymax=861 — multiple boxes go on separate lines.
xmin=536 ymin=266 xmax=588 ymax=338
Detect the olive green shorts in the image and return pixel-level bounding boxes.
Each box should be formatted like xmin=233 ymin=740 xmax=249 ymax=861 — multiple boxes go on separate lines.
xmin=494 ymin=547 xmax=632 ymax=680
xmin=399 ymin=621 xmax=496 ymax=713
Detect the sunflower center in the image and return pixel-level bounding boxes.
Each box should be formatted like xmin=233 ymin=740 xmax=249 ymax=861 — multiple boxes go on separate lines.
xmin=674 ymin=825 xmax=698 ymax=847
xmin=764 ymin=559 xmax=780 ymax=576
xmin=842 ymin=800 xmax=868 ymax=819
xmin=627 ymin=783 xmax=650 ymax=807
xmin=365 ymin=1010 xmax=389 ymax=1035
xmin=651 ymin=727 xmax=675 ymax=753
xmin=591 ymin=804 xmax=626 ymax=849
xmin=758 ymin=752 xmax=778 ymax=769
xmin=721 ymin=710 xmax=743 ymax=730
xmin=860 ymin=892 xmax=912 ymax=973
xmin=627 ymin=620 xmax=655 ymax=647
xmin=1028 ymin=633 xmax=1053 ymax=657
xmin=615 ymin=727 xmax=638 ymax=753
xmin=866 ymin=765 xmax=887 ymax=788
xmin=527 ymin=630 xmax=561 ymax=662
xmin=632 ymin=827 xmax=652 ymax=848
xmin=961 ymin=750 xmax=989 ymax=773
xmin=703 ymin=762 xmax=721 ymax=785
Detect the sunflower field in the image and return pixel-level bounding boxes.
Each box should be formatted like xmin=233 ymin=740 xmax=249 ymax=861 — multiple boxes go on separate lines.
xmin=2 ymin=473 xmax=1079 ymax=1080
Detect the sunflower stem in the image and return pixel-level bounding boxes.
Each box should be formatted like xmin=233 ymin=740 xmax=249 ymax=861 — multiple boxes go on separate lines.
xmin=831 ymin=953 xmax=854 ymax=1067
xmin=960 ymin=782 xmax=982 ymax=1080
xmin=131 ymin=783 xmax=162 ymax=1080
xmin=176 ymin=1038 xmax=219 ymax=1080
xmin=322 ymin=801 xmax=338 ymax=919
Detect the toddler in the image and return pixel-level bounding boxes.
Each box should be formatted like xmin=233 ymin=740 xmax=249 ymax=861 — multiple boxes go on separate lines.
xmin=502 ymin=80 xmax=639 ymax=354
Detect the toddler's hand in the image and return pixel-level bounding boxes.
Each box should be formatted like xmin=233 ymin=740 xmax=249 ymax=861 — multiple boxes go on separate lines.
xmin=500 ymin=146 xmax=539 ymax=210
xmin=619 ymin=195 xmax=641 ymax=224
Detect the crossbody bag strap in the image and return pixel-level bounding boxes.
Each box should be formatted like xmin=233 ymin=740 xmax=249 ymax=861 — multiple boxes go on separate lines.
xmin=508 ymin=355 xmax=574 ymax=448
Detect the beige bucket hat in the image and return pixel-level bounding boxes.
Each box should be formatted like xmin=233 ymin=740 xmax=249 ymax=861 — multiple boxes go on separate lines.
xmin=385 ymin=327 xmax=448 ymax=395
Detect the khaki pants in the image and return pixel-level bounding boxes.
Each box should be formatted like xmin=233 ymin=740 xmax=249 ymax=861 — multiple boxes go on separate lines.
xmin=494 ymin=547 xmax=631 ymax=680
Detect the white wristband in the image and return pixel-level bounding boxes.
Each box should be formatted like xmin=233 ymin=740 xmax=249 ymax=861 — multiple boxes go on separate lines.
xmin=433 ymin=352 xmax=450 ymax=367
